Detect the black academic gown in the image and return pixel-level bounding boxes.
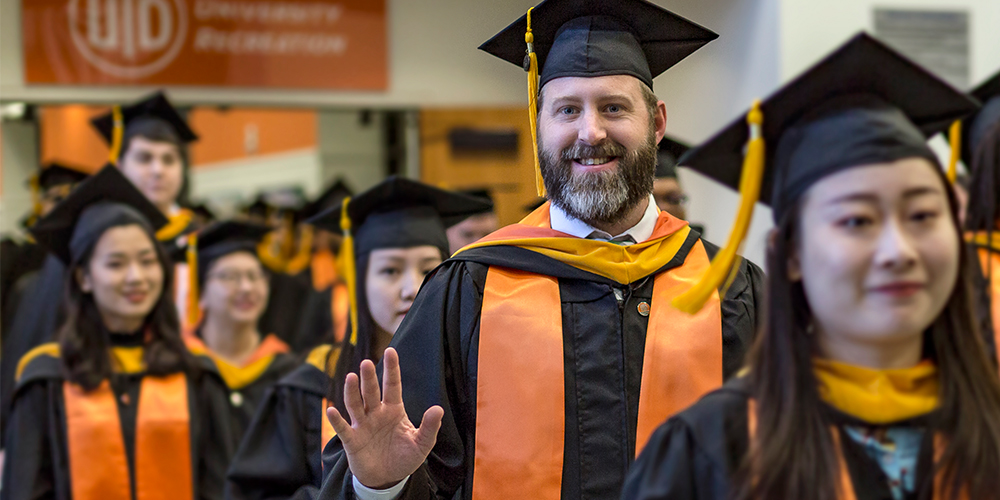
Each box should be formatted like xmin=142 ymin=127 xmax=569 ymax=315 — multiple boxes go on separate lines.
xmin=1 ymin=338 xmax=235 ymax=500
xmin=317 ymin=234 xmax=765 ymax=500
xmin=259 ymin=271 xmax=320 ymax=352
xmin=0 ymin=254 xmax=66 ymax=447
xmin=621 ymin=377 xmax=939 ymax=500
xmin=226 ymin=362 xmax=330 ymax=500
xmin=195 ymin=349 xmax=301 ymax=451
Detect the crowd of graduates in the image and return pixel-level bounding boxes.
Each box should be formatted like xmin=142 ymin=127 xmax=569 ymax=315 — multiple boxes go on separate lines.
xmin=1 ymin=0 xmax=1000 ymax=499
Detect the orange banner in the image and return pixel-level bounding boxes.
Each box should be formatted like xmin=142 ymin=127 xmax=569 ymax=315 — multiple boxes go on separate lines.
xmin=23 ymin=0 xmax=387 ymax=90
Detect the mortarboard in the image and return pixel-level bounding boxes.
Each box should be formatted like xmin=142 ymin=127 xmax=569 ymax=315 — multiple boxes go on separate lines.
xmin=307 ymin=176 xmax=492 ymax=346
xmin=656 ymin=136 xmax=691 ymax=179
xmin=36 ymin=163 xmax=91 ymax=191
xmin=444 ymin=188 xmax=496 ymax=224
xmin=479 ymin=0 xmax=718 ymax=196
xmin=674 ymin=32 xmax=978 ymax=313
xmin=91 ymin=91 xmax=198 ymax=166
xmin=30 ymin=165 xmax=169 ymax=265
xmin=301 ymin=179 xmax=354 ymax=222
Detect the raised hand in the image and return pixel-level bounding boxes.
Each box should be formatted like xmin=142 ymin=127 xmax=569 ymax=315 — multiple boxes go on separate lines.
xmin=326 ymin=347 xmax=445 ymax=490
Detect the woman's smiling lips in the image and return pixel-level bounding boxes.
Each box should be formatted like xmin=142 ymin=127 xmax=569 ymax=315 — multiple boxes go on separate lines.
xmin=869 ymin=281 xmax=925 ymax=298
xmin=123 ymin=290 xmax=149 ymax=304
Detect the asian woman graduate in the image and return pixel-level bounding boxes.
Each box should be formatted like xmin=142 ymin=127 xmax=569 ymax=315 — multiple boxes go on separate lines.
xmin=224 ymin=177 xmax=491 ymax=500
xmin=177 ymin=221 xmax=300 ymax=449
xmin=620 ymin=34 xmax=1000 ymax=500
xmin=1 ymin=166 xmax=233 ymax=500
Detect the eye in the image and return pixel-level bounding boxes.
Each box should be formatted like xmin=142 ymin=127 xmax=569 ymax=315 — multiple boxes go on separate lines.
xmin=558 ymin=106 xmax=578 ymax=116
xmin=839 ymin=215 xmax=873 ymax=229
xmin=105 ymin=259 xmax=125 ymax=269
xmin=909 ymin=210 xmax=940 ymax=223
xmin=605 ymin=104 xmax=623 ymax=113
xmin=141 ymin=256 xmax=159 ymax=267
xmin=379 ymin=267 xmax=401 ymax=277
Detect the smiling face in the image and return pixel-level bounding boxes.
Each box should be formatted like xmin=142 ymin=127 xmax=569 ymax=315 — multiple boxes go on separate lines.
xmin=77 ymin=224 xmax=164 ymax=332
xmin=792 ymin=158 xmax=960 ymax=366
xmin=118 ymin=136 xmax=184 ymax=214
xmin=364 ymin=246 xmax=443 ymax=338
xmin=537 ymin=75 xmax=666 ymax=226
xmin=201 ymin=251 xmax=270 ymax=326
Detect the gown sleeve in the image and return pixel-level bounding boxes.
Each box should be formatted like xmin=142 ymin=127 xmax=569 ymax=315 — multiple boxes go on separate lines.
xmin=198 ymin=370 xmax=239 ymax=500
xmin=719 ymin=256 xmax=766 ymax=379
xmin=1 ymin=380 xmax=59 ymax=500
xmin=620 ymin=418 xmax=728 ymax=500
xmin=317 ymin=261 xmax=485 ymax=500
xmin=226 ymin=386 xmax=323 ymax=500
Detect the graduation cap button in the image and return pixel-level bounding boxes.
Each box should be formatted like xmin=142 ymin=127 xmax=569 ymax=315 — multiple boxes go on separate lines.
xmin=637 ymin=301 xmax=651 ymax=317
xmin=230 ymin=392 xmax=244 ymax=407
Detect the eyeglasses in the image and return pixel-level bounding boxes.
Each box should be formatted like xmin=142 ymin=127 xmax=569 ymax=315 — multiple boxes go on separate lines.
xmin=208 ymin=270 xmax=267 ymax=286
xmin=662 ymin=194 xmax=689 ymax=206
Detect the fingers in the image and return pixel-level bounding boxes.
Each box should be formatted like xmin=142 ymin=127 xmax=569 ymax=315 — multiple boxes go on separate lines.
xmin=414 ymin=405 xmax=445 ymax=454
xmin=343 ymin=372 xmax=364 ymax=425
xmin=382 ymin=348 xmax=403 ymax=406
xmin=359 ymin=359 xmax=381 ymax=410
xmin=327 ymin=406 xmax=353 ymax=442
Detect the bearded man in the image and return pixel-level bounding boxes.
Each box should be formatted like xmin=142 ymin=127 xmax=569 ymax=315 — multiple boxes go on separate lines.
xmin=316 ymin=1 xmax=765 ymax=499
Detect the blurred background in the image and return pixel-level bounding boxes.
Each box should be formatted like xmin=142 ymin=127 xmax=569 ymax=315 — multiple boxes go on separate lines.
xmin=1 ymin=0 xmax=999 ymax=265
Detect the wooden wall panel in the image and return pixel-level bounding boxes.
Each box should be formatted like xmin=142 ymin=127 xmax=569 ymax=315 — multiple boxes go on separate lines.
xmin=419 ymin=108 xmax=539 ymax=227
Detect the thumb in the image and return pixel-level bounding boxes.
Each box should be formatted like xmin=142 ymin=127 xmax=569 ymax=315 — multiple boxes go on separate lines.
xmin=414 ymin=405 xmax=444 ymax=454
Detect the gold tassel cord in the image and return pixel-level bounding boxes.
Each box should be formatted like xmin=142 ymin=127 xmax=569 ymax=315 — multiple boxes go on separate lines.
xmin=525 ymin=7 xmax=545 ymax=197
xmin=108 ymin=105 xmax=124 ymax=166
xmin=946 ymin=120 xmax=961 ymax=184
xmin=673 ymin=100 xmax=765 ymax=314
xmin=339 ymin=198 xmax=359 ymax=346
xmin=28 ymin=174 xmax=42 ymax=225
xmin=185 ymin=233 xmax=201 ymax=328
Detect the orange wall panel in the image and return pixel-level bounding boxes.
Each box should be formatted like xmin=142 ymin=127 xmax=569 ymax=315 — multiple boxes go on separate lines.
xmin=39 ymin=105 xmax=112 ymax=172
xmin=188 ymin=108 xmax=318 ymax=167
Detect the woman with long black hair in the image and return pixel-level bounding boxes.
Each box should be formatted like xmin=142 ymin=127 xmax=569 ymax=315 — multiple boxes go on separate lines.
xmin=621 ymin=34 xmax=1000 ymax=500
xmin=2 ymin=166 xmax=232 ymax=500
xmin=224 ymin=177 xmax=490 ymax=500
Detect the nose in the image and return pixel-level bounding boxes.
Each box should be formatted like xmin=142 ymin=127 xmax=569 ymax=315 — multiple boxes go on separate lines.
xmin=124 ymin=261 xmax=146 ymax=284
xmin=873 ymin=217 xmax=918 ymax=272
xmin=400 ymin=268 xmax=422 ymax=302
xmin=577 ymin=108 xmax=607 ymax=145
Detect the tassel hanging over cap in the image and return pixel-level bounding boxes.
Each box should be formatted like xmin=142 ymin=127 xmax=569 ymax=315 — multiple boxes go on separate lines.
xmin=339 ymin=197 xmax=360 ymax=346
xmin=525 ymin=7 xmax=545 ymax=197
xmin=946 ymin=120 xmax=961 ymax=184
xmin=108 ymin=105 xmax=124 ymax=166
xmin=185 ymin=232 xmax=202 ymax=328
xmin=673 ymin=100 xmax=765 ymax=314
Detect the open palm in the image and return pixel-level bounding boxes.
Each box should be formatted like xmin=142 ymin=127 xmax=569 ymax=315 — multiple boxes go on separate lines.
xmin=327 ymin=348 xmax=445 ymax=490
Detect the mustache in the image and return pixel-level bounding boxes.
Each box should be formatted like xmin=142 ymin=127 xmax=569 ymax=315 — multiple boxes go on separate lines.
xmin=560 ymin=141 xmax=628 ymax=161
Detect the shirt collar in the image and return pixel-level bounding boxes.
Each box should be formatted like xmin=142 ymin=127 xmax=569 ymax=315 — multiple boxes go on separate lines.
xmin=549 ymin=194 xmax=659 ymax=245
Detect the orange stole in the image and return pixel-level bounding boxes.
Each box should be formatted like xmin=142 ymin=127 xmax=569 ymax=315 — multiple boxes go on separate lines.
xmin=747 ymin=399 xmax=964 ymax=500
xmin=471 ymin=246 xmax=721 ymax=500
xmin=63 ymin=373 xmax=193 ymax=500
xmin=977 ymin=248 xmax=1000 ymax=373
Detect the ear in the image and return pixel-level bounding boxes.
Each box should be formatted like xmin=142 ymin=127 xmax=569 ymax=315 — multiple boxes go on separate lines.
xmin=76 ymin=267 xmax=93 ymax=293
xmin=654 ymin=100 xmax=668 ymax=144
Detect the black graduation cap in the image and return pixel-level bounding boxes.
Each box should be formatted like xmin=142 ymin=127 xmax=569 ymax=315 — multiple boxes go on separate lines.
xmin=173 ymin=221 xmax=271 ymax=281
xmin=452 ymin=188 xmax=496 ymax=219
xmin=962 ymin=71 xmax=1000 ymax=166
xmin=681 ymin=33 xmax=978 ymax=219
xmin=30 ymin=165 xmax=170 ymax=264
xmin=308 ymin=176 xmax=493 ymax=256
xmin=35 ymin=163 xmax=90 ymax=190
xmin=90 ymin=91 xmax=199 ymax=146
xmin=479 ymin=0 xmax=718 ymax=89
xmin=656 ymin=136 xmax=691 ymax=179
xmin=671 ymin=32 xmax=978 ymax=315
xmin=188 ymin=203 xmax=216 ymax=223
xmin=301 ymin=179 xmax=354 ymax=221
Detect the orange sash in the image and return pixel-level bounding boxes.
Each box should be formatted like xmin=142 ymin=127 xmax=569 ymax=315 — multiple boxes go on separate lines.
xmin=331 ymin=283 xmax=350 ymax=344
xmin=977 ymin=248 xmax=1000 ymax=373
xmin=312 ymin=249 xmax=339 ymax=292
xmin=471 ymin=245 xmax=721 ymax=500
xmin=63 ymin=373 xmax=193 ymax=500
xmin=747 ymin=399 xmax=964 ymax=500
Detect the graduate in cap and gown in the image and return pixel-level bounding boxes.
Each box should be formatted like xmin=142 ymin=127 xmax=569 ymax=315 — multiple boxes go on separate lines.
xmin=2 ymin=166 xmax=233 ymax=500
xmin=445 ymin=189 xmax=500 ymax=254
xmin=621 ymin=33 xmax=1000 ymax=500
xmin=224 ymin=177 xmax=490 ymax=500
xmin=175 ymin=221 xmax=300 ymax=449
xmin=318 ymin=1 xmax=764 ymax=499
xmin=91 ymin=91 xmax=201 ymax=248
xmin=0 ymin=162 xmax=92 ymax=446
xmin=957 ymin=71 xmax=1000 ymax=371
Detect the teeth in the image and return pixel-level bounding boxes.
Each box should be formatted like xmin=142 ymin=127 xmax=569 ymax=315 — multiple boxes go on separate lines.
xmin=578 ymin=157 xmax=611 ymax=166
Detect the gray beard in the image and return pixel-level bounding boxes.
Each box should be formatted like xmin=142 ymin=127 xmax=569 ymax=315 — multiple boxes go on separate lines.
xmin=539 ymin=133 xmax=657 ymax=227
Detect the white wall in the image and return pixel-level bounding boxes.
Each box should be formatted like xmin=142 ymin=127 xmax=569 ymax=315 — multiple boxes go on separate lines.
xmin=188 ymin=147 xmax=323 ymax=210
xmin=0 ymin=121 xmax=39 ymax=235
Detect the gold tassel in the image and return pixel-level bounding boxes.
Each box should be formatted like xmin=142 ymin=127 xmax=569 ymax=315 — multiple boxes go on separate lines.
xmin=946 ymin=120 xmax=961 ymax=184
xmin=185 ymin=233 xmax=202 ymax=328
xmin=108 ymin=105 xmax=124 ymax=165
xmin=339 ymin=198 xmax=359 ymax=346
xmin=28 ymin=174 xmax=42 ymax=226
xmin=525 ymin=7 xmax=545 ymax=197
xmin=673 ymin=100 xmax=765 ymax=314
